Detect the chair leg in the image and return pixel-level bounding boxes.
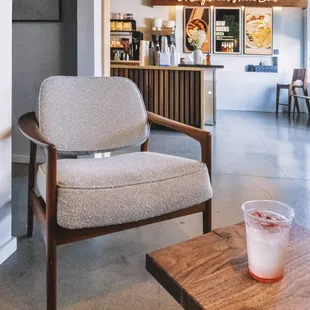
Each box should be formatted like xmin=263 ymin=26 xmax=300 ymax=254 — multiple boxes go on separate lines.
xmin=288 ymin=94 xmax=292 ymax=118
xmin=46 ymin=240 xmax=57 ymax=310
xmin=27 ymin=142 xmax=36 ymax=237
xmin=292 ymin=88 xmax=300 ymax=114
xmin=27 ymin=195 xmax=34 ymax=237
xmin=203 ymin=199 xmax=212 ymax=234
xmin=276 ymin=86 xmax=280 ymax=115
xmin=295 ymin=97 xmax=300 ymax=114
xmin=304 ymin=88 xmax=310 ymax=114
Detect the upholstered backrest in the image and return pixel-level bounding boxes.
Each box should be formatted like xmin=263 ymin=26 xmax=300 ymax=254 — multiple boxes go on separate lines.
xmin=38 ymin=76 xmax=150 ymax=154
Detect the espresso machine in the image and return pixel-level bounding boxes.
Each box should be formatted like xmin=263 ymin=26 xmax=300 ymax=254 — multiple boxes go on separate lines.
xmin=132 ymin=31 xmax=143 ymax=61
xmin=151 ymin=32 xmax=177 ymax=66
xmin=151 ymin=33 xmax=175 ymax=52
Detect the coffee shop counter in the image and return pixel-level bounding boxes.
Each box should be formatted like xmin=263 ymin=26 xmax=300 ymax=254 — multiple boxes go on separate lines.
xmin=111 ymin=64 xmax=224 ymax=127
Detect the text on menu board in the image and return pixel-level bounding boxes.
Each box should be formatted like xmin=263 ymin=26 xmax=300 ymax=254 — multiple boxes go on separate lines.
xmin=151 ymin=0 xmax=307 ymax=8
xmin=214 ymin=8 xmax=241 ymax=54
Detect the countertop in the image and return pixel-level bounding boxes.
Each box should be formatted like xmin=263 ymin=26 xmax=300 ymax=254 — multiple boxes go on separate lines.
xmin=110 ymin=64 xmax=224 ymax=71
xmin=179 ymin=64 xmax=224 ymax=69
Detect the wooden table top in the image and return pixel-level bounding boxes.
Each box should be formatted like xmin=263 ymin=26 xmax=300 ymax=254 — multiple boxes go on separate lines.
xmin=146 ymin=223 xmax=310 ymax=310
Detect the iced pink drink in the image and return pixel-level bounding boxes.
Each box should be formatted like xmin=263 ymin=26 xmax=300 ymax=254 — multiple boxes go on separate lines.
xmin=242 ymin=201 xmax=295 ymax=283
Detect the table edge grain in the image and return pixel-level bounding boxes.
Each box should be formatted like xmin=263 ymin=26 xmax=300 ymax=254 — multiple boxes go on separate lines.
xmin=146 ymin=252 xmax=204 ymax=310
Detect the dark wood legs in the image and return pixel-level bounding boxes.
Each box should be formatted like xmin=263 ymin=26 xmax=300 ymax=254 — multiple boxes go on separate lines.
xmin=27 ymin=142 xmax=37 ymax=237
xmin=288 ymin=91 xmax=292 ymax=117
xmin=46 ymin=146 xmax=58 ymax=310
xmin=304 ymin=88 xmax=310 ymax=114
xmin=203 ymin=200 xmax=212 ymax=234
xmin=292 ymin=87 xmax=300 ymax=115
xmin=46 ymin=241 xmax=57 ymax=310
xmin=276 ymin=85 xmax=280 ymax=115
xmin=276 ymin=84 xmax=291 ymax=116
xmin=27 ymin=201 xmax=34 ymax=237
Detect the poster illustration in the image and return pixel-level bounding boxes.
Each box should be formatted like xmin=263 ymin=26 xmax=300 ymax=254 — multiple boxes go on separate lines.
xmin=214 ymin=8 xmax=242 ymax=54
xmin=184 ymin=7 xmax=211 ymax=53
xmin=244 ymin=8 xmax=273 ymax=55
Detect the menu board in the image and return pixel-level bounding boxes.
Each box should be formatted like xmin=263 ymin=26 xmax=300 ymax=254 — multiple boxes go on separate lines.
xmin=184 ymin=7 xmax=211 ymax=53
xmin=214 ymin=8 xmax=242 ymax=54
xmin=244 ymin=8 xmax=273 ymax=55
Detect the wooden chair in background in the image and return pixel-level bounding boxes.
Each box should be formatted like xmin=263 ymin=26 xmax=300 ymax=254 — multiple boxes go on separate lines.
xmin=276 ymin=69 xmax=310 ymax=116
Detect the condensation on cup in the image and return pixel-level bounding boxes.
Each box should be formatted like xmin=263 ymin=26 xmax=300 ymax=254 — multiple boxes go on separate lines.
xmin=242 ymin=200 xmax=295 ymax=283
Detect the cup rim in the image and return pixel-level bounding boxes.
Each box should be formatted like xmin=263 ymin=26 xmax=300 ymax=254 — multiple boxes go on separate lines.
xmin=241 ymin=200 xmax=295 ymax=223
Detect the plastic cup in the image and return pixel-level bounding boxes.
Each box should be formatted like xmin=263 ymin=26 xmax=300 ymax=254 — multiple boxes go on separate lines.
xmin=242 ymin=200 xmax=295 ymax=283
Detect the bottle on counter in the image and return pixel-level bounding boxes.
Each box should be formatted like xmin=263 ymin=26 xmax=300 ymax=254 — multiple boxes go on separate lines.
xmin=149 ymin=41 xmax=155 ymax=66
xmin=155 ymin=50 xmax=160 ymax=66
xmin=161 ymin=36 xmax=169 ymax=53
xmin=139 ymin=41 xmax=145 ymax=66
xmin=139 ymin=40 xmax=150 ymax=66
xmin=227 ymin=42 xmax=231 ymax=53
xmin=170 ymin=45 xmax=178 ymax=67
xmin=206 ymin=52 xmax=211 ymax=66
xmin=230 ymin=42 xmax=234 ymax=53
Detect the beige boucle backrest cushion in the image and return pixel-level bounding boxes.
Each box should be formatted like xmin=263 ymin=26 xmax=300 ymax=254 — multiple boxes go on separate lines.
xmin=38 ymin=76 xmax=150 ymax=154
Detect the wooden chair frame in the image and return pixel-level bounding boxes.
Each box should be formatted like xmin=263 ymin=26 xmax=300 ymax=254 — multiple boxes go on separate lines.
xmin=18 ymin=111 xmax=212 ymax=310
xmin=276 ymin=69 xmax=310 ymax=117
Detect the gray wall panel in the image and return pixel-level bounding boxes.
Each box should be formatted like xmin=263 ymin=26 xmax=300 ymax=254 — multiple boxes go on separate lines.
xmin=12 ymin=0 xmax=77 ymax=161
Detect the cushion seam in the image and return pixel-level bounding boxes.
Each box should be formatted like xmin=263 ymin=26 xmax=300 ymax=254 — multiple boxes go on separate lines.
xmin=53 ymin=167 xmax=207 ymax=190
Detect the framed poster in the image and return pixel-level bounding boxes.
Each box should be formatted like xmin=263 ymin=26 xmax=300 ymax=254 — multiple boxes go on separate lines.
xmin=214 ymin=8 xmax=242 ymax=54
xmin=184 ymin=7 xmax=211 ymax=53
xmin=244 ymin=8 xmax=273 ymax=55
xmin=13 ymin=0 xmax=62 ymax=22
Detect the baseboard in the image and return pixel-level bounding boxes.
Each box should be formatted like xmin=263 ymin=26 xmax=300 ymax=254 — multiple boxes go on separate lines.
xmin=0 ymin=237 xmax=17 ymax=265
xmin=217 ymin=108 xmax=277 ymax=113
xmin=13 ymin=154 xmax=45 ymax=164
xmin=0 ymin=192 xmax=11 ymax=207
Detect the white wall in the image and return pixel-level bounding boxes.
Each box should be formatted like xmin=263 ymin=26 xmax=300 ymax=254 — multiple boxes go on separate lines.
xmin=12 ymin=2 xmax=77 ymax=163
xmin=216 ymin=7 xmax=305 ymax=112
xmin=78 ymin=0 xmax=96 ymax=76
xmin=77 ymin=0 xmax=109 ymax=77
xmin=307 ymin=6 xmax=310 ymax=71
xmin=0 ymin=0 xmax=12 ymax=203
xmin=0 ymin=0 xmax=17 ymax=265
xmin=177 ymin=7 xmax=305 ymax=111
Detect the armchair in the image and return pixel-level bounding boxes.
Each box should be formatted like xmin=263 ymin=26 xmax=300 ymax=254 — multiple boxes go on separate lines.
xmin=18 ymin=76 xmax=213 ymax=310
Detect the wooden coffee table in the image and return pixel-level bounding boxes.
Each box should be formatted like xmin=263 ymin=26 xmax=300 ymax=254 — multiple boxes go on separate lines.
xmin=146 ymin=223 xmax=310 ymax=310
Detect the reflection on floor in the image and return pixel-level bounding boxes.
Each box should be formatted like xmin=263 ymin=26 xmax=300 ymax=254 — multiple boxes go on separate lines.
xmin=2 ymin=111 xmax=310 ymax=309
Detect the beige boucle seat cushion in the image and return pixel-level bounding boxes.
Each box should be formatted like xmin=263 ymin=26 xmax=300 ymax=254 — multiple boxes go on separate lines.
xmin=37 ymin=152 xmax=213 ymax=229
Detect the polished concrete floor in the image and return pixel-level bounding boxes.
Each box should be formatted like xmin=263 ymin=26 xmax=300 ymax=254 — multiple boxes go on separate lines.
xmin=2 ymin=111 xmax=310 ymax=309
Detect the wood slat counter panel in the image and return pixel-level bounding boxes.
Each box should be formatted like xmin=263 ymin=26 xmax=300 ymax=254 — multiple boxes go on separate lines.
xmin=111 ymin=65 xmax=203 ymax=127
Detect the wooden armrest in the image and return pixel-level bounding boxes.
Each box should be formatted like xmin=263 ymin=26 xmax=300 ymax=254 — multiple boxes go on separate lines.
xmin=19 ymin=112 xmax=57 ymax=221
xmin=18 ymin=112 xmax=54 ymax=149
xmin=288 ymin=84 xmax=304 ymax=96
xmin=147 ymin=112 xmax=212 ymax=176
xmin=0 ymin=128 xmax=11 ymax=140
xmin=147 ymin=112 xmax=211 ymax=145
xmin=292 ymin=94 xmax=310 ymax=100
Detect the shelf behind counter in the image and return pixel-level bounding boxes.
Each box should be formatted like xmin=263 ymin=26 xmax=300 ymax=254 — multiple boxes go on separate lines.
xmin=111 ymin=64 xmax=223 ymax=127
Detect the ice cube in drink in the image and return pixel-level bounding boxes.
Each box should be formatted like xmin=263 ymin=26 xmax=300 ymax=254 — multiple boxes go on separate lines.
xmin=242 ymin=201 xmax=295 ymax=283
